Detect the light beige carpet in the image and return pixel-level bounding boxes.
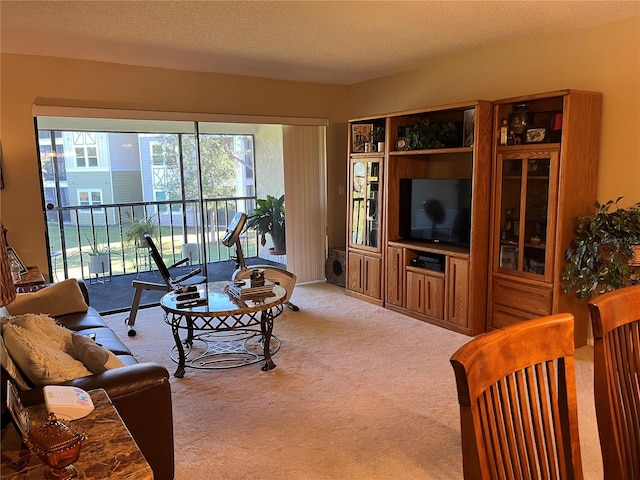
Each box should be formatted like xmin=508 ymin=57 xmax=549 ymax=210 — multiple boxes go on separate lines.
xmin=105 ymin=282 xmax=603 ymax=479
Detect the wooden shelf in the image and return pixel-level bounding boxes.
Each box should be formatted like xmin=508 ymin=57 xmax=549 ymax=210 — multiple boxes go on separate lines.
xmin=496 ymin=143 xmax=561 ymax=153
xmin=389 ymin=146 xmax=473 ymax=156
xmin=488 ymin=90 xmax=602 ymax=347
xmin=348 ymin=100 xmax=493 ymax=337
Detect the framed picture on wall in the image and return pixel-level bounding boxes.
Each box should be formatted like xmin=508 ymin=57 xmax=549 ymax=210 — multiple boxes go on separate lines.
xmin=6 ymin=380 xmax=30 ymax=436
xmin=7 ymin=247 xmax=27 ymax=276
xmin=463 ymin=109 xmax=475 ymax=147
xmin=499 ymin=245 xmax=518 ymax=270
xmin=352 ymin=124 xmax=372 ymax=153
xmin=525 ymin=127 xmax=547 ymax=144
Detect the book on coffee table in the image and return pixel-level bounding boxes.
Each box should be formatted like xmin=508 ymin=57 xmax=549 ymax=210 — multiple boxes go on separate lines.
xmin=227 ymin=280 xmax=275 ymax=299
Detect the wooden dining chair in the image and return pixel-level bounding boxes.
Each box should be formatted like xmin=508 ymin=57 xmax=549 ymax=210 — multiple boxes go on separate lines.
xmin=588 ymin=284 xmax=640 ymax=480
xmin=450 ymin=313 xmax=583 ymax=480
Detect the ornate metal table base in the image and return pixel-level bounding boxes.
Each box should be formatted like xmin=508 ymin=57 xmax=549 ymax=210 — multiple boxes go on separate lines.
xmin=162 ymin=282 xmax=287 ymax=378
xmin=169 ymin=329 xmax=281 ymax=371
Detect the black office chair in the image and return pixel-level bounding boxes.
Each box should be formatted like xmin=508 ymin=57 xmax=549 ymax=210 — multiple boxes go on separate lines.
xmin=125 ymin=234 xmax=207 ymax=336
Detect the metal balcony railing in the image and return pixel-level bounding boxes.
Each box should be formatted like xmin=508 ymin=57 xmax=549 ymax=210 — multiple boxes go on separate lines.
xmin=46 ymin=197 xmax=258 ymax=283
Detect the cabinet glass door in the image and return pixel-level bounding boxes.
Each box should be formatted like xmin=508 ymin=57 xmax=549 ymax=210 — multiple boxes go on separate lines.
xmin=496 ymin=151 xmax=558 ymax=280
xmin=350 ymin=159 xmax=381 ymax=250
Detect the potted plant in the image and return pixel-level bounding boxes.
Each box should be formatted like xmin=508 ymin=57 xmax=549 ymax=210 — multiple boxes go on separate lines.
xmin=562 ymin=197 xmax=640 ymax=300
xmin=246 ymin=194 xmax=286 ymax=253
xmin=408 ymin=119 xmax=459 ymax=150
xmin=123 ymin=216 xmax=158 ymax=246
xmin=83 ymin=230 xmax=110 ymax=275
xmin=373 ymin=126 xmax=385 ymax=152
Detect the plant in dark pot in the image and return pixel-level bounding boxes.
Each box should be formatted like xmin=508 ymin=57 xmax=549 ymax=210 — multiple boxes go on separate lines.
xmin=247 ymin=194 xmax=286 ymax=253
xmin=562 ymin=197 xmax=640 ymax=300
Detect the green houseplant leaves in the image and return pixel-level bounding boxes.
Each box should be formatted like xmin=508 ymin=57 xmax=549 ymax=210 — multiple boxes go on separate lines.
xmin=246 ymin=194 xmax=286 ymax=252
xmin=123 ymin=216 xmax=158 ymax=246
xmin=562 ymin=197 xmax=640 ymax=299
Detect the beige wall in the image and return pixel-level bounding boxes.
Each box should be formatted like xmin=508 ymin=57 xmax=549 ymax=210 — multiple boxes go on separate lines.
xmin=0 ymin=54 xmax=349 ymax=272
xmin=2 ymin=15 xmax=639 ymax=275
xmin=347 ymin=16 xmax=640 ymax=209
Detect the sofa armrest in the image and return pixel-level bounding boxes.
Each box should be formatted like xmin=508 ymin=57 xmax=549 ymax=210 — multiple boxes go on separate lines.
xmin=20 ymin=363 xmax=174 ymax=480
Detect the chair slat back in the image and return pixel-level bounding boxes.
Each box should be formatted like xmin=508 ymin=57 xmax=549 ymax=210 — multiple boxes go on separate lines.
xmin=450 ymin=314 xmax=583 ymax=480
xmin=588 ymin=285 xmax=640 ymax=480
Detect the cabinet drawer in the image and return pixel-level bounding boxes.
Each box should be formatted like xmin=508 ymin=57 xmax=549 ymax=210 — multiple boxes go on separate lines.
xmin=492 ymin=304 xmax=541 ymax=329
xmin=492 ymin=278 xmax=552 ymax=317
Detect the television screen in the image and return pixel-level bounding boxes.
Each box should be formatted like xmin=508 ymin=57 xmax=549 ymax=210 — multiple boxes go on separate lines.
xmin=399 ymin=178 xmax=472 ymax=248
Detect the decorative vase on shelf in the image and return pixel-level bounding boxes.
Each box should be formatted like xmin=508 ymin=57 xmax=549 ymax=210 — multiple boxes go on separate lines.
xmin=508 ymin=104 xmax=532 ymax=144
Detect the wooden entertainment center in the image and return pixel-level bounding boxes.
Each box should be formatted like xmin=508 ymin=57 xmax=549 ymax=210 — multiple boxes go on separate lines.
xmin=346 ymin=90 xmax=602 ymax=345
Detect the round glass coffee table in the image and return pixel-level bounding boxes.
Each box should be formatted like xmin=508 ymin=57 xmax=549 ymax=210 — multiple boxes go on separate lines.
xmin=160 ymin=281 xmax=286 ymax=377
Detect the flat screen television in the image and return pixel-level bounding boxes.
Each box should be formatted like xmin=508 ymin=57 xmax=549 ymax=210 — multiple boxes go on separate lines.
xmin=398 ymin=178 xmax=472 ymax=248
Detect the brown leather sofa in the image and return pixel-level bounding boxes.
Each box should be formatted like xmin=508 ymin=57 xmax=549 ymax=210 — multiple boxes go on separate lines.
xmin=1 ymin=282 xmax=174 ymax=480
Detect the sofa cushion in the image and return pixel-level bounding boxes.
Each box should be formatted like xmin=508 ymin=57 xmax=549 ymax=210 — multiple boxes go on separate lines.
xmin=6 ymin=279 xmax=88 ymax=317
xmin=66 ymin=327 xmax=132 ymax=356
xmin=3 ymin=323 xmax=91 ymax=386
xmin=55 ymin=307 xmax=108 ymax=331
xmin=72 ymin=334 xmax=126 ymax=374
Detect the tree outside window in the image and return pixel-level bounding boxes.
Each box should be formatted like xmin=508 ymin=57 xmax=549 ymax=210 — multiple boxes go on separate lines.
xmin=154 ymin=134 xmax=254 ymax=204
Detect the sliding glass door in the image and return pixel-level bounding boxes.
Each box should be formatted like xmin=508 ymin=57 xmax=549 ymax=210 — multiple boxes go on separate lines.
xmin=35 ymin=111 xmax=327 ymax=312
xmin=36 ymin=117 xmax=259 ymax=299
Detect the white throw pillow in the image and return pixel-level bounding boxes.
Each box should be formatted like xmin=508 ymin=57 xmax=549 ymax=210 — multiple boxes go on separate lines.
xmin=3 ymin=323 xmax=91 ymax=386
xmin=6 ymin=313 xmax=73 ymax=353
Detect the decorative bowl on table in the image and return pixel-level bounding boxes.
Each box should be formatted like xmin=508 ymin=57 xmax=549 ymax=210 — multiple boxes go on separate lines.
xmin=24 ymin=412 xmax=86 ymax=480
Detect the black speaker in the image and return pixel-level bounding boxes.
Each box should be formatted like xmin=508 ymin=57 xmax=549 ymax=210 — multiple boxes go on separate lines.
xmin=325 ymin=248 xmax=346 ymax=287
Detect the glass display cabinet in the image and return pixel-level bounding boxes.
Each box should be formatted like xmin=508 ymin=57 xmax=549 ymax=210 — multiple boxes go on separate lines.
xmin=488 ymin=90 xmax=602 ymax=347
xmin=347 ymin=154 xmax=383 ymax=303
xmin=495 ymin=149 xmax=559 ymax=283
xmin=349 ymin=159 xmax=381 ymax=250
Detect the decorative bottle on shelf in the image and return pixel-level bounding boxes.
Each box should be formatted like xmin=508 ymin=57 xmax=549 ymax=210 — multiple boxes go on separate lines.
xmin=499 ymin=119 xmax=508 ymax=145
xmin=508 ymin=104 xmax=531 ymax=145
xmin=504 ymin=208 xmax=514 ymax=238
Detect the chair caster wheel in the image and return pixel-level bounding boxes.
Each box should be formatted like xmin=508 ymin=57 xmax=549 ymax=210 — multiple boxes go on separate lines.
xmin=125 ymin=318 xmax=137 ymax=336
xmin=291 ymin=305 xmax=300 ymax=312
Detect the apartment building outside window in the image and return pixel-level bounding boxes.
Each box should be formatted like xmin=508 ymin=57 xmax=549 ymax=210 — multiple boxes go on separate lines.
xmin=73 ymin=132 xmax=99 ymax=167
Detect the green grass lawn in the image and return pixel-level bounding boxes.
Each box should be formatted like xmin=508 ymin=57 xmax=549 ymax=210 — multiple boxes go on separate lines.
xmin=48 ymin=225 xmax=258 ymax=279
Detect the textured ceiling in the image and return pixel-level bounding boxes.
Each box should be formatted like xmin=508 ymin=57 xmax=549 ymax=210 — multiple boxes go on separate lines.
xmin=1 ymin=1 xmax=639 ymax=85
